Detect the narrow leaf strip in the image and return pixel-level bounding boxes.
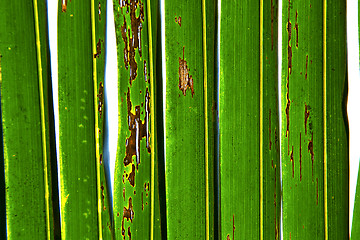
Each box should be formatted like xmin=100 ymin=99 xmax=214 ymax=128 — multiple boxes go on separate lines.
xmin=0 ymin=1 xmax=55 ymax=238
xmin=90 ymin=0 xmax=102 ymax=238
xmin=58 ymin=1 xmax=98 ymax=238
xmin=259 ymin=0 xmax=264 ymax=239
xmin=113 ymin=1 xmax=154 ymax=239
xmin=163 ymin=0 xmax=214 ymax=238
xmin=323 ymin=1 xmax=328 ymax=238
xmin=146 ymin=0 xmax=156 ymax=238
xmin=219 ymin=1 xmax=280 ymax=238
xmin=281 ymin=0 xmax=348 ymax=238
xmin=33 ymin=0 xmax=51 ymax=238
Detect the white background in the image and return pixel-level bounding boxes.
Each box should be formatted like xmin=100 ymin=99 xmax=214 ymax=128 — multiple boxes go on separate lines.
xmin=47 ymin=0 xmax=360 ymax=236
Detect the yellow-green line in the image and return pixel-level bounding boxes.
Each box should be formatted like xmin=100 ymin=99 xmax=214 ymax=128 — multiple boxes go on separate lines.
xmin=0 ymin=55 xmax=2 ymax=84
xmin=33 ymin=0 xmax=51 ymax=239
xmin=323 ymin=0 xmax=328 ymax=239
xmin=259 ymin=0 xmax=264 ymax=239
xmin=202 ymin=0 xmax=209 ymax=239
xmin=90 ymin=0 xmax=102 ymax=239
xmin=146 ymin=1 xmax=155 ymax=239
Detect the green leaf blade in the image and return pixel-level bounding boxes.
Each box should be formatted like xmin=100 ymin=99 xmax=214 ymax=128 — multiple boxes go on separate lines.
xmin=58 ymin=1 xmax=98 ymax=238
xmin=218 ymin=1 xmax=280 ymax=239
xmin=281 ymin=0 xmax=348 ymax=238
xmin=163 ymin=0 xmax=215 ymax=238
xmin=0 ymin=1 xmax=55 ymax=239
xmin=112 ymin=0 xmax=158 ymax=239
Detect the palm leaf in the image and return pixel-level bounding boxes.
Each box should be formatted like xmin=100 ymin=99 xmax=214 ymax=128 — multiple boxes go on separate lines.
xmin=112 ymin=0 xmax=159 ymax=239
xmin=58 ymin=0 xmax=111 ymax=238
xmin=163 ymin=0 xmax=215 ymax=238
xmin=281 ymin=0 xmax=348 ymax=238
xmin=218 ymin=0 xmax=280 ymax=239
xmin=0 ymin=1 xmax=57 ymax=238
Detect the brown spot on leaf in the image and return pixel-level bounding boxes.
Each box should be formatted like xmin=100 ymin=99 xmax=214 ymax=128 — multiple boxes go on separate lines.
xmin=227 ymin=234 xmax=231 ymax=240
xmin=144 ymin=60 xmax=148 ymax=83
xmin=287 ymin=22 xmax=292 ymax=74
xmin=233 ymin=214 xmax=235 ymax=240
xmin=123 ymin=187 xmax=125 ymax=201
xmin=305 ymin=103 xmax=310 ymax=134
xmin=175 ymin=16 xmax=182 ymax=27
xmin=120 ymin=0 xmax=144 ymax=84
xmin=179 ymin=47 xmax=194 ymax=97
xmin=99 ymin=153 xmax=103 ymax=165
xmin=141 ymin=192 xmax=144 ymax=211
xmin=98 ymin=2 xmax=101 ymax=21
xmin=128 ymin=227 xmax=132 ymax=240
xmin=101 ymin=184 xmax=106 ymax=211
xmin=285 ymin=2 xmax=292 ymax=155
xmin=295 ymin=10 xmax=299 ymax=48
xmin=290 ymin=146 xmax=294 ymax=178
xmin=124 ymin=88 xmax=151 ymax=168
xmin=274 ymin=127 xmax=278 ymax=151
xmin=285 ymin=94 xmax=290 ymax=154
xmin=98 ymin=82 xmax=104 ymax=118
xmin=121 ymin=16 xmax=129 ymax=70
xmin=308 ymin=132 xmax=314 ymax=177
xmin=274 ymin=166 xmax=279 ymax=239
xmin=122 ymin=197 xmax=134 ymax=239
xmin=61 ymin=0 xmax=68 ymax=12
xmin=128 ymin=164 xmax=135 ymax=187
xmin=94 ymin=39 xmax=102 ymax=58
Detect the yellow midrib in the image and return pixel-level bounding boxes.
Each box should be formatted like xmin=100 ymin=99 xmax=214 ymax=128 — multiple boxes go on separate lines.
xmin=323 ymin=0 xmax=328 ymax=239
xmin=33 ymin=0 xmax=51 ymax=239
xmin=146 ymin=1 xmax=155 ymax=239
xmin=259 ymin=0 xmax=264 ymax=239
xmin=202 ymin=0 xmax=210 ymax=239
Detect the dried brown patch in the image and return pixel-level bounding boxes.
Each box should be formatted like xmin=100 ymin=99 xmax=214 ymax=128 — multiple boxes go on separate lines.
xmin=295 ymin=10 xmax=299 ymax=48
xmin=308 ymin=132 xmax=314 ymax=177
xmin=120 ymin=0 xmax=144 ymax=85
xmin=100 ymin=184 xmax=106 ymax=211
xmin=99 ymin=153 xmax=103 ymax=164
xmin=304 ymin=103 xmax=310 ymax=134
xmin=124 ymin=88 xmax=151 ymax=168
xmin=175 ymin=16 xmax=182 ymax=26
xmin=179 ymin=47 xmax=194 ymax=97
xmin=232 ymin=214 xmax=235 ymax=240
xmin=285 ymin=2 xmax=292 ymax=155
xmin=290 ymin=146 xmax=294 ymax=178
xmin=98 ymin=82 xmax=104 ymax=118
xmin=128 ymin=164 xmax=136 ymax=187
xmin=61 ymin=0 xmax=68 ymax=12
xmin=94 ymin=39 xmax=102 ymax=58
xmin=122 ymin=197 xmax=134 ymax=239
xmin=144 ymin=60 xmax=148 ymax=83
xmin=98 ymin=2 xmax=101 ymax=21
